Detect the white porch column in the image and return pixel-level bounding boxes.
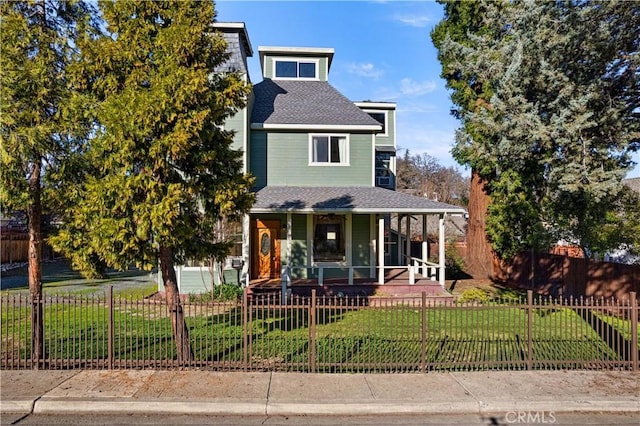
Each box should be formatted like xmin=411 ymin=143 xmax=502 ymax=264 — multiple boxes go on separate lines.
xmin=396 ymin=215 xmax=403 ymax=267
xmin=369 ymin=214 xmax=376 ymax=279
xmin=422 ymin=215 xmax=428 ymax=278
xmin=438 ymin=213 xmax=446 ymax=288
xmin=242 ymin=214 xmax=250 ymax=287
xmin=282 ymin=213 xmax=292 ymax=303
xmin=378 ymin=215 xmax=385 ymax=284
xmin=405 ymin=214 xmax=411 ymax=265
xmin=286 ymin=213 xmax=292 ymax=265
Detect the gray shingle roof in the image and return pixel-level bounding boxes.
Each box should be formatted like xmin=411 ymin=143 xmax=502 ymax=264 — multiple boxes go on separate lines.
xmin=251 ymin=186 xmax=467 ymax=214
xmin=251 ymin=79 xmax=382 ymax=128
xmin=624 ymin=177 xmax=640 ymax=194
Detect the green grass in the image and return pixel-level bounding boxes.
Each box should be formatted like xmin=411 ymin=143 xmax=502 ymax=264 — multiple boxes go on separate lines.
xmin=1 ymin=296 xmax=636 ymax=371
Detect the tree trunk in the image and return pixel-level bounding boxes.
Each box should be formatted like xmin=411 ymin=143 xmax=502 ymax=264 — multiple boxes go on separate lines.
xmin=28 ymin=159 xmax=44 ymax=368
xmin=159 ymin=245 xmax=193 ymax=362
xmin=465 ymin=170 xmax=495 ymax=279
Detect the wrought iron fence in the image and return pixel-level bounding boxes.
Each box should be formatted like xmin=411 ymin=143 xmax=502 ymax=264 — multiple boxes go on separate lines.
xmin=1 ymin=289 xmax=638 ymax=372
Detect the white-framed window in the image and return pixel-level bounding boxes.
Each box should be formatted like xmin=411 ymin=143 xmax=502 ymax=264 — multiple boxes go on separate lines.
xmin=364 ymin=110 xmax=387 ymax=136
xmin=274 ymin=58 xmax=318 ymax=79
xmin=309 ymin=134 xmax=349 ymax=165
xmin=313 ymin=215 xmax=345 ymax=262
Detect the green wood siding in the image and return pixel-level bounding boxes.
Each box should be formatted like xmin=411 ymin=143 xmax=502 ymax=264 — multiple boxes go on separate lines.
xmin=225 ymin=108 xmax=246 ymax=152
xmin=374 ymin=110 xmax=395 ymax=148
xmin=250 ymin=131 xmax=268 ymax=188
xmin=178 ymin=269 xmax=215 ymax=294
xmin=351 ymin=215 xmax=371 ymax=267
xmin=252 ymin=132 xmax=372 ymax=187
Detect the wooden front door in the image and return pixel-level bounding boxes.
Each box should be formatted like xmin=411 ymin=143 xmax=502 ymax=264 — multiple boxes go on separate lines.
xmin=252 ymin=219 xmax=281 ymax=280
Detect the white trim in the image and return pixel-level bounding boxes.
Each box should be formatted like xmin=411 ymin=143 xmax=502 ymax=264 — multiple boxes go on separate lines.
xmin=308 ymin=134 xmax=350 ymax=166
xmin=362 ymin=109 xmax=388 ymax=137
xmin=259 ymin=46 xmax=334 ymax=55
xmin=251 ymin=123 xmax=381 ymax=131
xmin=371 ymin=134 xmax=376 ymax=186
xmin=354 ymin=101 xmax=397 ymax=109
xmin=272 ymin=57 xmax=320 ymax=81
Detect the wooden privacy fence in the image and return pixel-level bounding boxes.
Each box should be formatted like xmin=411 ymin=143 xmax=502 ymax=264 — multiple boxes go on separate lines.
xmin=1 ymin=234 xmax=29 ymax=264
xmin=495 ymin=252 xmax=640 ymax=300
xmin=1 ymin=289 xmax=638 ymax=372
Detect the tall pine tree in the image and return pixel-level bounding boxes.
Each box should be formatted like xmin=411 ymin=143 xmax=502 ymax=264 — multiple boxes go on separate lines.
xmin=433 ymin=0 xmax=639 ymax=262
xmin=1 ymin=0 xmax=93 ymax=366
xmin=50 ymin=0 xmax=254 ymax=360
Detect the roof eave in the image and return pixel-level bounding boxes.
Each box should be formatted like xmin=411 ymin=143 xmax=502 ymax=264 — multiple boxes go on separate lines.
xmin=250 ymin=123 xmax=382 ymax=131
xmin=250 ymin=207 xmax=467 ymax=215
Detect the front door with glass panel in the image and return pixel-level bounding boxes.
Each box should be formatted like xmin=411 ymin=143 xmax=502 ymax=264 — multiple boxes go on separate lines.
xmin=252 ymin=219 xmax=281 ymax=280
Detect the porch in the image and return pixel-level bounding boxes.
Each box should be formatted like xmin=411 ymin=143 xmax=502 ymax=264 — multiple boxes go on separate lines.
xmin=249 ymin=267 xmax=454 ymax=300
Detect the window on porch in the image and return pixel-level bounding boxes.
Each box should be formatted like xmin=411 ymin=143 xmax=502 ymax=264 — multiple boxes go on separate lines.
xmin=313 ymin=215 xmax=345 ymax=262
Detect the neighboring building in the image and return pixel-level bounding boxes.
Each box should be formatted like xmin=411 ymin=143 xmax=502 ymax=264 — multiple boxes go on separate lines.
xmin=162 ymin=23 xmax=465 ymax=294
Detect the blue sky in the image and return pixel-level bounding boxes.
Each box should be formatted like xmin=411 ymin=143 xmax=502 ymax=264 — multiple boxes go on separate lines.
xmin=216 ymin=0 xmax=639 ymax=179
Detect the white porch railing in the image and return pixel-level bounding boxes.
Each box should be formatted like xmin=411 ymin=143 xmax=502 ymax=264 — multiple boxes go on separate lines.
xmin=407 ymin=256 xmax=441 ymax=284
xmin=280 ymin=262 xmax=443 ymax=287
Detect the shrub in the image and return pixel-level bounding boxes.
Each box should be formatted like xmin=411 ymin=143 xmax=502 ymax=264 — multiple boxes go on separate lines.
xmin=457 ymin=288 xmax=490 ymax=304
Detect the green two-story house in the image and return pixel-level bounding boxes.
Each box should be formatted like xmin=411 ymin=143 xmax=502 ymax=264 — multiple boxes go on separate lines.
xmin=163 ymin=23 xmax=465 ymax=296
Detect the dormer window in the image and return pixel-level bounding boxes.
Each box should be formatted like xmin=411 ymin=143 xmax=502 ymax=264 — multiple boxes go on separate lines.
xmin=274 ymin=59 xmax=317 ymax=79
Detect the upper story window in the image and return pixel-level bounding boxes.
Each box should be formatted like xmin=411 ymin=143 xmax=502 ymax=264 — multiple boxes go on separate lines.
xmin=366 ymin=111 xmax=387 ymax=136
xmin=309 ymin=135 xmax=349 ymax=165
xmin=274 ymin=59 xmax=317 ymax=79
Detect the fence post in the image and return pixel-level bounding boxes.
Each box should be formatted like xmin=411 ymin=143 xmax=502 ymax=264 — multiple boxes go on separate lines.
xmin=309 ymin=289 xmax=316 ymax=373
xmin=527 ymin=290 xmax=533 ymax=370
xmin=242 ymin=288 xmax=248 ymax=372
xmin=421 ymin=292 xmax=427 ymax=372
xmin=631 ymin=292 xmax=638 ymax=371
xmin=108 ymin=286 xmax=114 ymax=370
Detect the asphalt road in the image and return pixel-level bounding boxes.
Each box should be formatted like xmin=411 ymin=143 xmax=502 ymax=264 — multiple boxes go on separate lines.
xmin=3 ymin=413 xmax=639 ymax=425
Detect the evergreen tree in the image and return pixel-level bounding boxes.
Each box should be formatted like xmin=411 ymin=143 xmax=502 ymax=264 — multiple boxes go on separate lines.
xmin=433 ymin=0 xmax=639 ymax=261
xmin=431 ymin=0 xmax=501 ymax=277
xmin=50 ymin=0 xmax=254 ymax=360
xmin=1 ymin=0 xmax=93 ymax=365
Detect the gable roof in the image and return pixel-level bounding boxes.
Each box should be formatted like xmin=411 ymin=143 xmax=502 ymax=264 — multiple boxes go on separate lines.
xmin=251 ymin=79 xmax=382 ymax=131
xmin=251 ymin=186 xmax=467 ymax=214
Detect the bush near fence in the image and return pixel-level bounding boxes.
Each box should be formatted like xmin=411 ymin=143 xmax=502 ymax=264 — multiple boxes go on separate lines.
xmin=495 ymin=252 xmax=640 ymax=300
xmin=2 ymin=289 xmax=637 ymax=372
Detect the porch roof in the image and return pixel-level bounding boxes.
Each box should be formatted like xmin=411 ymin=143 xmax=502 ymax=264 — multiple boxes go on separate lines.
xmin=250 ymin=186 xmax=467 ymax=214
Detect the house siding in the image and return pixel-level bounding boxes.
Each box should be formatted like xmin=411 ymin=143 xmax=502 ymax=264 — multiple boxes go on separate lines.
xmin=225 ymin=108 xmax=246 ymax=152
xmin=374 ymin=109 xmax=396 ymax=148
xmin=250 ymin=131 xmax=268 ymax=188
xmin=251 ymin=132 xmax=373 ymax=188
xmin=351 ymin=215 xmax=371 ymax=267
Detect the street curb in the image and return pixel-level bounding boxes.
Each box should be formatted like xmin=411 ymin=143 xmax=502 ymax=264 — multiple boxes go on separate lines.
xmin=32 ymin=399 xmax=267 ymax=415
xmin=15 ymin=398 xmax=639 ymax=416
xmin=266 ymin=401 xmax=480 ymax=415
xmin=478 ymin=400 xmax=640 ymax=415
xmin=0 ymin=399 xmax=36 ymax=414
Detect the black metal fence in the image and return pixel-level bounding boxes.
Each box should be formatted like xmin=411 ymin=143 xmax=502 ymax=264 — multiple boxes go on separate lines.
xmin=1 ymin=289 xmax=638 ymax=372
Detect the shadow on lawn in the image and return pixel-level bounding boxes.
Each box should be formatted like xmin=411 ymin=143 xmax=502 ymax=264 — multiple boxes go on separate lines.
xmin=0 ymin=259 xmax=154 ymax=292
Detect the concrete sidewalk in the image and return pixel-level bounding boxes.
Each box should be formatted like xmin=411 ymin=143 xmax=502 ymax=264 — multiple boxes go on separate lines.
xmin=1 ymin=370 xmax=638 ymax=417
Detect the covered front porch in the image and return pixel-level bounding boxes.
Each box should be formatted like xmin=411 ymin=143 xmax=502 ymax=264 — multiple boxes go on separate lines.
xmin=244 ymin=186 xmax=466 ymax=297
